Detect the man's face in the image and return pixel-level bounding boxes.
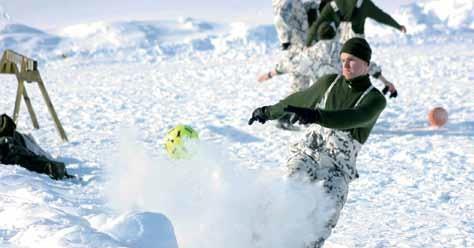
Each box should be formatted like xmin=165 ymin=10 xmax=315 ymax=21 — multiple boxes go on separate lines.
xmin=340 ymin=52 xmax=369 ymax=80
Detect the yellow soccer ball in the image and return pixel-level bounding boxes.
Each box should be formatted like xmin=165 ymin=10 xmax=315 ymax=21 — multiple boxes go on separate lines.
xmin=164 ymin=124 xmax=199 ymax=159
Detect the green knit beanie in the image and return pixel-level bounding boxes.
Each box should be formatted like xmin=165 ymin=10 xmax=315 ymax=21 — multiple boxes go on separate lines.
xmin=340 ymin=37 xmax=372 ymax=64
xmin=317 ymin=22 xmax=336 ymax=40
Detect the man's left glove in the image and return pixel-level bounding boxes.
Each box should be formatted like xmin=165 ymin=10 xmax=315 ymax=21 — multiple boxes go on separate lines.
xmin=382 ymin=86 xmax=398 ymax=98
xmin=284 ymin=105 xmax=320 ymax=125
xmin=248 ymin=106 xmax=270 ymax=125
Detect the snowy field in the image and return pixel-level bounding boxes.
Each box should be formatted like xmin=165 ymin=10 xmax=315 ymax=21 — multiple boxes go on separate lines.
xmin=1 ymin=1 xmax=474 ymax=247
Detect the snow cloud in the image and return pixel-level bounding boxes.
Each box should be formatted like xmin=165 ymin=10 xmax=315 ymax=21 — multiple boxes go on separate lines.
xmin=105 ymin=127 xmax=335 ymax=248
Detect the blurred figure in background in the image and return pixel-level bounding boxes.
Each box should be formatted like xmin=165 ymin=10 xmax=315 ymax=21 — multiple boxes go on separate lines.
xmin=306 ymin=0 xmax=407 ymax=45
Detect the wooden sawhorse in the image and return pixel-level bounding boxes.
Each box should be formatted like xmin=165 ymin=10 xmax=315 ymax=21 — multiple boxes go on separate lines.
xmin=0 ymin=49 xmax=68 ymax=142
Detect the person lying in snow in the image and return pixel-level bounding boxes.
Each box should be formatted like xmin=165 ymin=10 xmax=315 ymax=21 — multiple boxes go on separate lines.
xmin=0 ymin=114 xmax=72 ymax=180
xmin=249 ymin=38 xmax=385 ymax=248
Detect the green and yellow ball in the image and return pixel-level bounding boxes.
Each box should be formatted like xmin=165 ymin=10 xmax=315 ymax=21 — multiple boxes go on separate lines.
xmin=164 ymin=124 xmax=199 ymax=159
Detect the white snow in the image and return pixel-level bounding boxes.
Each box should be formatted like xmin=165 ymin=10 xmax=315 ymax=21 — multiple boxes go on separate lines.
xmin=0 ymin=1 xmax=473 ymax=247
xmin=366 ymin=0 xmax=474 ymax=43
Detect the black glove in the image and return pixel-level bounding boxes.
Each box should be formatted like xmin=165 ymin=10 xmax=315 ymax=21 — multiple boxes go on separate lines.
xmin=284 ymin=105 xmax=320 ymax=125
xmin=281 ymin=42 xmax=291 ymax=50
xmin=382 ymin=86 xmax=398 ymax=98
xmin=248 ymin=106 xmax=270 ymax=125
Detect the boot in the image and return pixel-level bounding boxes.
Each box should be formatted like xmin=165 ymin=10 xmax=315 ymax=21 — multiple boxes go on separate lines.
xmin=44 ymin=161 xmax=67 ymax=180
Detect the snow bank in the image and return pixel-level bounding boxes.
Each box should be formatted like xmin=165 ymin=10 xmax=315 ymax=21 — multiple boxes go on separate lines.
xmin=99 ymin=212 xmax=178 ymax=248
xmin=0 ymin=23 xmax=61 ymax=57
xmin=55 ymin=19 xmax=277 ymax=61
xmin=57 ymin=18 xmax=221 ymax=58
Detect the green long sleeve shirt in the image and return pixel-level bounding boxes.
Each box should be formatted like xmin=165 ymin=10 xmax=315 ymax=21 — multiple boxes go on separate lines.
xmin=307 ymin=0 xmax=403 ymax=46
xmin=267 ymin=74 xmax=386 ymax=144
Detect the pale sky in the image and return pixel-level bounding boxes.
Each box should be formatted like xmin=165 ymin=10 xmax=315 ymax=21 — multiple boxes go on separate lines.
xmin=1 ymin=0 xmax=418 ymax=30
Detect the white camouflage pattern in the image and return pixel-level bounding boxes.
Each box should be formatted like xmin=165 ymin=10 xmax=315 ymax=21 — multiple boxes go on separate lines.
xmin=338 ymin=21 xmax=365 ymax=44
xmin=293 ymin=40 xmax=341 ymax=81
xmin=368 ymin=61 xmax=382 ymax=78
xmin=286 ymin=125 xmax=361 ymax=248
xmin=288 ymin=125 xmax=362 ymax=181
xmin=272 ymin=0 xmax=323 ymax=48
xmin=275 ymin=38 xmax=383 ymax=91
xmin=275 ymin=46 xmax=311 ymax=91
xmin=275 ymin=39 xmax=341 ymax=91
xmin=284 ymin=75 xmax=371 ymax=247
xmin=272 ymin=0 xmax=310 ymax=91
xmin=273 ymin=0 xmax=309 ymax=46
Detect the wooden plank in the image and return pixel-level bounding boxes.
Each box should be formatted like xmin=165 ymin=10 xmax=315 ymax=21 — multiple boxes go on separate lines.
xmin=12 ymin=66 xmax=24 ymax=123
xmin=22 ymin=86 xmax=40 ymax=129
xmin=36 ymin=76 xmax=69 ymax=142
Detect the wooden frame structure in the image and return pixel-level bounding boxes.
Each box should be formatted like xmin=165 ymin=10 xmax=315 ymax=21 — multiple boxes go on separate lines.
xmin=0 ymin=49 xmax=68 ymax=142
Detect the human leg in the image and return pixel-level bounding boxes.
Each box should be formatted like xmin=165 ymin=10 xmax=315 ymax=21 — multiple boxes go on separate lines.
xmin=286 ymin=154 xmax=349 ymax=248
xmin=273 ymin=0 xmax=308 ymax=47
xmin=306 ymin=169 xmax=349 ymax=248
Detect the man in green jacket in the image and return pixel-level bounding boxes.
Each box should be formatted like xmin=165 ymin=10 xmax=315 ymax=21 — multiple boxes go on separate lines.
xmin=307 ymin=0 xmax=406 ymax=46
xmin=248 ymin=37 xmax=386 ymax=247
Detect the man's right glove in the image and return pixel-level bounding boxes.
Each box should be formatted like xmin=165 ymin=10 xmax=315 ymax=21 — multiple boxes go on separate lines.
xmin=281 ymin=42 xmax=291 ymax=50
xmin=382 ymin=86 xmax=398 ymax=98
xmin=248 ymin=106 xmax=270 ymax=125
xmin=284 ymin=105 xmax=320 ymax=125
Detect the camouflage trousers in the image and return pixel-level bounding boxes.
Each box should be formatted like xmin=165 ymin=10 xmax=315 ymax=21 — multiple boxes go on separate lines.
xmin=338 ymin=22 xmax=365 ymax=44
xmin=273 ymin=0 xmax=308 ymax=46
xmin=290 ymin=72 xmax=312 ymax=92
xmin=286 ymin=125 xmax=362 ymax=247
xmin=276 ymin=45 xmax=312 ymax=92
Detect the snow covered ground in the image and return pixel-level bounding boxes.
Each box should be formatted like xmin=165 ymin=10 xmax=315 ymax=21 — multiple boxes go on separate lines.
xmin=0 ymin=1 xmax=473 ymax=247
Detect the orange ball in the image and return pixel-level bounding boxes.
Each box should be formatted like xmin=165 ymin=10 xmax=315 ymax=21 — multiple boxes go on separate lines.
xmin=428 ymin=107 xmax=448 ymax=127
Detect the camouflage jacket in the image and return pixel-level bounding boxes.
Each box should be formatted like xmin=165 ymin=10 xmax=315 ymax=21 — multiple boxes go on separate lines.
xmin=306 ymin=0 xmax=403 ymax=45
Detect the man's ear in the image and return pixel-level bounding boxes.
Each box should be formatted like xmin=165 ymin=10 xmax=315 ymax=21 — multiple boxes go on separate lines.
xmin=363 ymin=62 xmax=370 ymax=74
